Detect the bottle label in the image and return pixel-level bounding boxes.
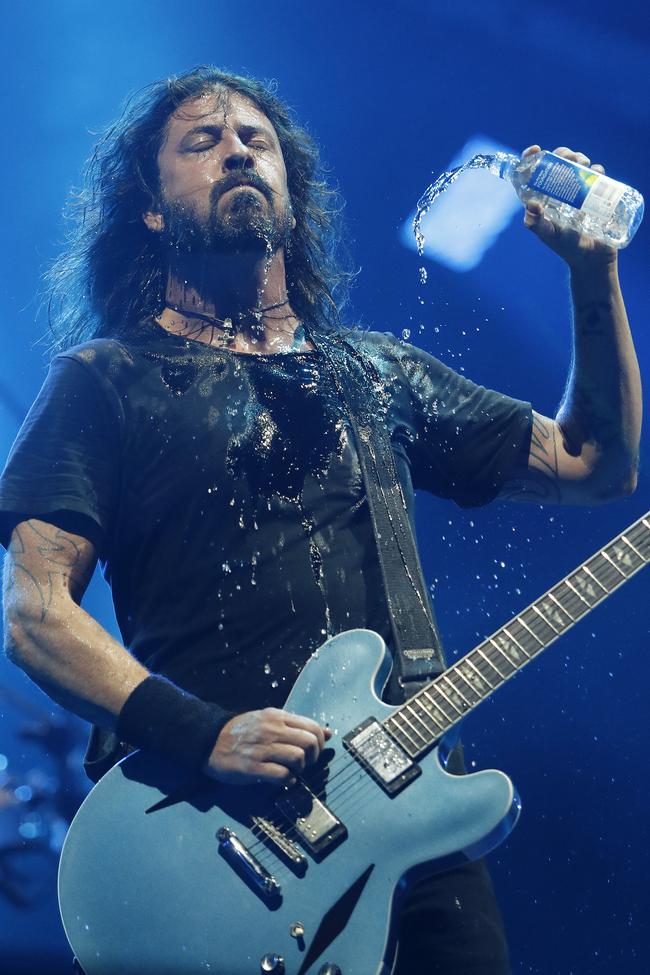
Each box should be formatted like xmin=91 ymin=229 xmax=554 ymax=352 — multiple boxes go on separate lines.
xmin=529 ymin=154 xmax=624 ymax=218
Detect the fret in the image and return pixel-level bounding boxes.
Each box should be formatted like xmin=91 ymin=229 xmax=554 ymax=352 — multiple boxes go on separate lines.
xmin=384 ymin=717 xmax=413 ymax=754
xmin=379 ymin=512 xmax=650 ymax=764
xmin=587 ymin=552 xmax=621 ymax=590
xmin=531 ymin=603 xmax=561 ymax=635
xmin=419 ymin=690 xmax=449 ymax=732
xmin=477 ymin=646 xmax=508 ymax=681
xmin=462 ymin=656 xmax=495 ymax=693
xmin=404 ymin=703 xmax=435 ymax=741
xmin=434 ymin=682 xmax=465 ymax=718
xmin=409 ymin=700 xmax=441 ymax=737
xmin=601 ymin=548 xmax=628 ymax=579
xmin=553 ymin=582 xmax=590 ymax=620
xmin=440 ymin=674 xmax=473 ymax=710
xmin=607 ymin=537 xmax=644 ymax=573
xmin=547 ymin=590 xmax=576 ymax=623
xmin=504 ymin=624 xmax=533 ymax=657
xmin=569 ymin=570 xmax=605 ymax=606
xmin=400 ymin=708 xmax=429 ymax=745
xmin=582 ymin=563 xmax=609 ymax=594
xmin=424 ymin=685 xmax=458 ymax=724
xmin=628 ymin=522 xmax=650 ymax=558
xmin=485 ymin=638 xmax=517 ymax=674
xmin=507 ymin=618 xmax=539 ymax=655
xmin=452 ymin=663 xmax=485 ymax=704
xmin=490 ymin=630 xmax=529 ymax=668
xmin=386 ymin=715 xmax=420 ymax=753
xmin=516 ymin=614 xmax=545 ymax=649
xmin=621 ymin=534 xmax=645 ymax=562
xmin=564 ymin=577 xmax=594 ymax=609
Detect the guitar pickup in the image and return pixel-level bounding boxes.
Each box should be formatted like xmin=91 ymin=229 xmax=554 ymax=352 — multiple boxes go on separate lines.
xmin=274 ymin=780 xmax=347 ymax=859
xmin=344 ymin=717 xmax=421 ymax=796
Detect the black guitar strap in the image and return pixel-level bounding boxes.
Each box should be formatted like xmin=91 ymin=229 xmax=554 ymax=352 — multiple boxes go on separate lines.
xmin=312 ymin=331 xmax=446 ymax=701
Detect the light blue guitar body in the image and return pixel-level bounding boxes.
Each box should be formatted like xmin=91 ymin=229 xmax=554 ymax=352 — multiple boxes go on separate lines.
xmin=58 ymin=629 xmax=520 ymax=975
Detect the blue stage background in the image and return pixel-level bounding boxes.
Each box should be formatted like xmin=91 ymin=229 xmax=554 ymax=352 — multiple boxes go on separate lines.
xmin=0 ymin=2 xmax=648 ymax=971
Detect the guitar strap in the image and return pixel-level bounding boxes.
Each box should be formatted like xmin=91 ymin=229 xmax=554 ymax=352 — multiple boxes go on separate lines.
xmin=312 ymin=331 xmax=446 ymax=701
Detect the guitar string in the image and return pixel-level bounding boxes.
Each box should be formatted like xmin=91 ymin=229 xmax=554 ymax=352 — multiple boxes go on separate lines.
xmin=245 ymin=523 xmax=650 ymax=860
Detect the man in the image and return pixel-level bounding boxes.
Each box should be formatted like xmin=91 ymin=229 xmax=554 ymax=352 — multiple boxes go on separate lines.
xmin=0 ymin=66 xmax=641 ymax=974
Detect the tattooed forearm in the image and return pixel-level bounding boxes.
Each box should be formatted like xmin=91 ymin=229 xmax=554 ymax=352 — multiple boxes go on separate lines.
xmin=10 ymin=562 xmax=56 ymax=624
xmin=574 ymin=299 xmax=612 ymax=338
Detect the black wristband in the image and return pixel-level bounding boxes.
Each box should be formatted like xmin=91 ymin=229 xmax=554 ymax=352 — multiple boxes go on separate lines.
xmin=116 ymin=675 xmax=235 ymax=773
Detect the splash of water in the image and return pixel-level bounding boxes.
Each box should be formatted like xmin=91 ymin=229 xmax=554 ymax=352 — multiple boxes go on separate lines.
xmin=413 ymin=152 xmax=507 ymax=256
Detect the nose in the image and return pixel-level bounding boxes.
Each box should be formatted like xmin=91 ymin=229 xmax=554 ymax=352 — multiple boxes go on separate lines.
xmin=221 ymin=129 xmax=255 ymax=173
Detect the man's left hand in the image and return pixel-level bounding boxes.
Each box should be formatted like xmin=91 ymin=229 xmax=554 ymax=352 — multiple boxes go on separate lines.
xmin=522 ymin=145 xmax=618 ymax=272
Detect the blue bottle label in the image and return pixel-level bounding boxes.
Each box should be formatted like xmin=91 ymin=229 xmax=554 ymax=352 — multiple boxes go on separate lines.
xmin=529 ymin=153 xmax=599 ymax=209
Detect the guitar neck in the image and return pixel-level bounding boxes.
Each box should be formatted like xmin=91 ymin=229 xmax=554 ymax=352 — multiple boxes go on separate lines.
xmin=384 ymin=511 xmax=650 ymax=758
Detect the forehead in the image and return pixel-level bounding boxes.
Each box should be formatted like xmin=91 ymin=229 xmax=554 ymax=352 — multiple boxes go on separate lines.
xmin=163 ymin=88 xmax=279 ymax=145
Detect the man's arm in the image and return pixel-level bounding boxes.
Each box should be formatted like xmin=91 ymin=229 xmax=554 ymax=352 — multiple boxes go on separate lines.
xmin=3 ymin=518 xmax=329 ymax=782
xmin=499 ymin=146 xmax=642 ymax=505
xmin=3 ymin=518 xmax=149 ymax=725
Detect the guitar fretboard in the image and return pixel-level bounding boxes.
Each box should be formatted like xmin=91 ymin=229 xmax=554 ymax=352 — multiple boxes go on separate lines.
xmin=384 ymin=513 xmax=650 ymax=758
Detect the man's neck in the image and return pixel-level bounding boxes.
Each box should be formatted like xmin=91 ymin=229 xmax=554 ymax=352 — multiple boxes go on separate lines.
xmin=156 ymin=247 xmax=310 ymax=354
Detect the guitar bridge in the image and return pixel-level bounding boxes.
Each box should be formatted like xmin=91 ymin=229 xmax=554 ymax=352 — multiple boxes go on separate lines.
xmin=344 ymin=717 xmax=421 ymax=796
xmin=251 ymin=815 xmax=308 ymax=873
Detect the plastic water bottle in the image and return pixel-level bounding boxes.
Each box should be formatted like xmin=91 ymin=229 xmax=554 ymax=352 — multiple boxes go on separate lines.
xmin=487 ymin=150 xmax=644 ymax=248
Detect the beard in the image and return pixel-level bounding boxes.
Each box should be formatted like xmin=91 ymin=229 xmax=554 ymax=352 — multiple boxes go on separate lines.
xmin=159 ymin=177 xmax=294 ymax=257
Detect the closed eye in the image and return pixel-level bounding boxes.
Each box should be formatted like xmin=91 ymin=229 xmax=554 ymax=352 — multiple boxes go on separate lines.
xmin=186 ymin=141 xmax=215 ymax=153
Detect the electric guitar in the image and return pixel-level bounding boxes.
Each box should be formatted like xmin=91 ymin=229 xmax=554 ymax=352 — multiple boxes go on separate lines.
xmin=58 ymin=512 xmax=650 ymax=975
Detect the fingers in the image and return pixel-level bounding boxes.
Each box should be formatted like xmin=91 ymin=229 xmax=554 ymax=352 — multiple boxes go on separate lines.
xmin=525 ymin=144 xmax=605 ymax=174
xmin=524 ymin=200 xmax=544 ymax=229
xmin=283 ymin=710 xmax=332 ymax=751
xmin=206 ymin=706 xmax=333 ymax=786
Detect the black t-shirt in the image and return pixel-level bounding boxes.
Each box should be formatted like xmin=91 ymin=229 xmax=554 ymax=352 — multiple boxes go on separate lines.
xmin=0 ymin=322 xmax=531 ymax=772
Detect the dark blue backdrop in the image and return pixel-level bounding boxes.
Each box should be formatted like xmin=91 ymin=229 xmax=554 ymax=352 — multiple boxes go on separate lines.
xmin=0 ymin=2 xmax=648 ymax=972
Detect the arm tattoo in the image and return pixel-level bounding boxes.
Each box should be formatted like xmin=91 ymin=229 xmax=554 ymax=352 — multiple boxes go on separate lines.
xmin=575 ymin=299 xmax=612 ymax=338
xmin=499 ymin=413 xmax=562 ymax=504
xmin=5 ymin=521 xmax=93 ymax=625
xmin=25 ymin=521 xmax=83 ymax=569
xmin=11 ymin=563 xmax=56 ymax=625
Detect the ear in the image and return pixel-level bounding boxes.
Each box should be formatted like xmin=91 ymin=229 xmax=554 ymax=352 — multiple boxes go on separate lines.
xmin=143 ymin=210 xmax=164 ymax=233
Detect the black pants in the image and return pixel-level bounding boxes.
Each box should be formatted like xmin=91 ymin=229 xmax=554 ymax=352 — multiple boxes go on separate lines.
xmin=394 ymin=858 xmax=511 ymax=975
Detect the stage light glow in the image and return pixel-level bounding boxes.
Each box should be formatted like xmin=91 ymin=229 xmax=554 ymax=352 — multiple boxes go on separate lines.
xmin=401 ymin=135 xmax=521 ymax=272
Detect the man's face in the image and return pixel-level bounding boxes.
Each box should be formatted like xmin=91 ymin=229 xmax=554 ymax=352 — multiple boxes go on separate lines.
xmin=147 ymin=89 xmax=295 ymax=255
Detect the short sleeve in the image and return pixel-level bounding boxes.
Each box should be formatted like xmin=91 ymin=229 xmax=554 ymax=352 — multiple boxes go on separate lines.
xmin=0 ymin=354 xmax=121 ymax=555
xmin=397 ymin=342 xmax=533 ymax=507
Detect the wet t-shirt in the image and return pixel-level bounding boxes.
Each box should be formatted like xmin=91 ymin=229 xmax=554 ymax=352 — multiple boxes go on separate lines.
xmin=0 ymin=322 xmax=532 ymax=768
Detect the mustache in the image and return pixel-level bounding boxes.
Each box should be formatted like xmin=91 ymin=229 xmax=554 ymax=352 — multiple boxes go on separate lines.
xmin=210 ymin=171 xmax=274 ymax=205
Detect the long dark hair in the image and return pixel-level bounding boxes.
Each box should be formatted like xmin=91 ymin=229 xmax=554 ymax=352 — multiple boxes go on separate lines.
xmin=45 ymin=66 xmax=354 ymax=354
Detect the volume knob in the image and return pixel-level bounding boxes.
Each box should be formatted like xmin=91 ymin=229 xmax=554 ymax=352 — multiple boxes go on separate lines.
xmin=260 ymin=953 xmax=285 ymax=973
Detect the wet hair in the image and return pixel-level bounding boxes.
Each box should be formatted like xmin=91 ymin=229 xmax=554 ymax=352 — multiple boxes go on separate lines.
xmin=44 ymin=66 xmax=354 ymax=354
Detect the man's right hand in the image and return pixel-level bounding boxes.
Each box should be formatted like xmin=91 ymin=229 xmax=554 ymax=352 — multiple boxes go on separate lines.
xmin=204 ymin=707 xmax=333 ymax=785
